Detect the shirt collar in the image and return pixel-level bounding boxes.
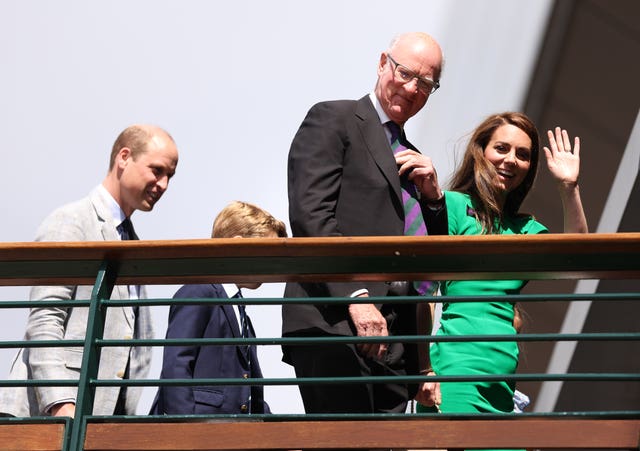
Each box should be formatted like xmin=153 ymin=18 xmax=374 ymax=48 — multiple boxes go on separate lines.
xmin=369 ymin=92 xmax=399 ymax=142
xmin=222 ymin=283 xmax=241 ymax=298
xmin=369 ymin=91 xmax=393 ymax=126
xmin=98 ymin=184 xmax=127 ymax=224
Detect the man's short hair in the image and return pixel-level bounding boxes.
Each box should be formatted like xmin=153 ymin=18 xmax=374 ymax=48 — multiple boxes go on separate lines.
xmin=109 ymin=125 xmax=164 ymax=169
xmin=212 ymin=201 xmax=287 ymax=239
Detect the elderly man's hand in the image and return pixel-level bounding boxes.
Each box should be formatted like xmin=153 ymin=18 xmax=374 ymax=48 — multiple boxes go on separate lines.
xmin=348 ymin=301 xmax=389 ymax=360
xmin=395 ymin=149 xmax=442 ymax=202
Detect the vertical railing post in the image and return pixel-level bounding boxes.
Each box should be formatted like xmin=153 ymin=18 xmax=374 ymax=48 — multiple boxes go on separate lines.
xmin=66 ymin=261 xmax=117 ymax=451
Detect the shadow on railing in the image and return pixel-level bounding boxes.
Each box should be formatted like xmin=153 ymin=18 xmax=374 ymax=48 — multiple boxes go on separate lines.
xmin=0 ymin=234 xmax=639 ymax=450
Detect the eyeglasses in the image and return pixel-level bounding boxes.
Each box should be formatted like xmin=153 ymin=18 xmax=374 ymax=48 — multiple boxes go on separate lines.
xmin=386 ymin=53 xmax=440 ymax=95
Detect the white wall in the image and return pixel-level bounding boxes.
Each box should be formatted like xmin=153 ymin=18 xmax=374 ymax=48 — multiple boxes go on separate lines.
xmin=0 ymin=0 xmax=551 ymax=414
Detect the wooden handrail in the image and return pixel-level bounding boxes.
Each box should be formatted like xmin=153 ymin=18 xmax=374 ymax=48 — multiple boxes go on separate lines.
xmin=1 ymin=233 xmax=639 ymax=286
xmin=0 ymin=423 xmax=67 ymax=451
xmin=83 ymin=418 xmax=640 ymax=450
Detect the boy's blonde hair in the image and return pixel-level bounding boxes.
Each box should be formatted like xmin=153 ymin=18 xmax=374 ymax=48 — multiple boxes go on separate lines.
xmin=212 ymin=201 xmax=287 ymax=239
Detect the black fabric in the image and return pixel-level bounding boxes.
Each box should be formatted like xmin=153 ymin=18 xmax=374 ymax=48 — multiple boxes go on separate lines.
xmin=117 ymin=217 xmax=138 ymax=241
xmin=116 ymin=216 xmax=138 ymax=412
xmin=287 ymin=342 xmax=410 ymax=414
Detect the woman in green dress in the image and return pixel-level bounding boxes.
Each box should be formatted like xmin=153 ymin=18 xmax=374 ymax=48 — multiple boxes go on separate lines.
xmin=410 ymin=112 xmax=588 ymax=414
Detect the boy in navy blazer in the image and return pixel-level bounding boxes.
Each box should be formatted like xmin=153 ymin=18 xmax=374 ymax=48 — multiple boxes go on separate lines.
xmin=149 ymin=201 xmax=287 ymax=415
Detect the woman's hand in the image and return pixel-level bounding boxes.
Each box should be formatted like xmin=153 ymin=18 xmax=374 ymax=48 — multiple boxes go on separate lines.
xmin=544 ymin=127 xmax=580 ymax=188
xmin=543 ymin=127 xmax=588 ymax=233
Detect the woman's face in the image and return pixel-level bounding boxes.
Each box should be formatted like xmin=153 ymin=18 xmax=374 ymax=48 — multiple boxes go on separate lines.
xmin=483 ymin=124 xmax=532 ymax=194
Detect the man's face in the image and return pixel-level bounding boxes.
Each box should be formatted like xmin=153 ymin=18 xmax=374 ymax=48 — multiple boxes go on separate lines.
xmin=375 ymin=37 xmax=442 ymax=125
xmin=117 ymin=135 xmax=178 ymax=216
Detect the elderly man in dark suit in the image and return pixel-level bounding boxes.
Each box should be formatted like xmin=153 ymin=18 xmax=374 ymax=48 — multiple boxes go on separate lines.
xmin=283 ymin=32 xmax=445 ymax=414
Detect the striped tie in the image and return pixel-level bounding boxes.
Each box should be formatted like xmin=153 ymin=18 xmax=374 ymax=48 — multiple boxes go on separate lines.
xmin=387 ymin=121 xmax=436 ymax=295
xmin=387 ymin=121 xmax=428 ymax=236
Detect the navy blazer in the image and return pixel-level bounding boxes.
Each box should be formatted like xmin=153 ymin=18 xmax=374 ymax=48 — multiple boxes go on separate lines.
xmin=149 ymin=284 xmax=269 ymax=415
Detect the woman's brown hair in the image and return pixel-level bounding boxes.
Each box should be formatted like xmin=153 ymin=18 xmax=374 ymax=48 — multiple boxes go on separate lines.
xmin=449 ymin=112 xmax=540 ymax=233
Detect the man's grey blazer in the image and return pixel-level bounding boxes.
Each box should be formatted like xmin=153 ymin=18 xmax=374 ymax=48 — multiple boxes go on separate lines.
xmin=0 ymin=186 xmax=153 ymax=416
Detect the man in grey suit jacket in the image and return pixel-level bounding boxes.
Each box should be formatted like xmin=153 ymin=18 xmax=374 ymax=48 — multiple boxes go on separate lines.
xmin=283 ymin=32 xmax=445 ymax=414
xmin=0 ymin=124 xmax=179 ymax=417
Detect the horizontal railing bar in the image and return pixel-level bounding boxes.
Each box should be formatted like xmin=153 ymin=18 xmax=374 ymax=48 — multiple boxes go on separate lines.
xmin=3 ymin=332 xmax=634 ymax=350
xmin=0 ymin=416 xmax=71 ymax=424
xmin=0 ymin=300 xmax=92 ymax=308
xmin=0 ymin=380 xmax=82 ymax=387
xmin=4 ymin=332 xmax=636 ymax=349
xmin=4 ymin=372 xmax=636 ymax=389
xmin=0 ymin=339 xmax=84 ymax=349
xmin=94 ymin=332 xmax=640 ymax=347
xmin=2 ymin=293 xmax=634 ymax=310
xmin=91 ymin=373 xmax=640 ymax=388
xmin=102 ymin=292 xmax=640 ymax=307
xmin=4 ymin=331 xmax=636 ymax=351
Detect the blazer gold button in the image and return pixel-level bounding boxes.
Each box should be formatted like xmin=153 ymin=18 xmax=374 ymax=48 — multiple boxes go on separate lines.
xmin=116 ymin=370 xmax=125 ymax=378
xmin=240 ymin=404 xmax=248 ymax=412
xmin=243 ymin=373 xmax=249 ymax=378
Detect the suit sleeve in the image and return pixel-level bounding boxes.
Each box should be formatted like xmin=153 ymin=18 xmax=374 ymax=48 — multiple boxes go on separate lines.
xmin=288 ymin=101 xmax=349 ymax=238
xmin=155 ymin=285 xmax=217 ymax=414
xmin=26 ymin=208 xmax=89 ymax=412
xmin=420 ymin=198 xmax=449 ymax=236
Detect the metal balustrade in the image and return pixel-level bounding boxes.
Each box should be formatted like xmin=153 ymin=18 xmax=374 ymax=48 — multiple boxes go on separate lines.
xmin=0 ymin=233 xmax=638 ymax=450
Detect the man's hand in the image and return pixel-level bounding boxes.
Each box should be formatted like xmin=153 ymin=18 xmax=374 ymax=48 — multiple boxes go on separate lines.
xmin=414 ymin=371 xmax=441 ymax=409
xmin=395 ymin=149 xmax=442 ymax=202
xmin=50 ymin=402 xmax=75 ymax=417
xmin=348 ymin=300 xmax=389 ymax=360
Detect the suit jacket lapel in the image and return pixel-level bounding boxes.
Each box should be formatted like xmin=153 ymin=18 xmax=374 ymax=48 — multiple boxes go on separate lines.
xmin=223 ymin=304 xmax=243 ymax=338
xmin=354 ymin=95 xmax=402 ymax=203
xmin=89 ymin=186 xmax=121 ymax=241
xmin=222 ymin=302 xmax=251 ymax=364
xmin=89 ymin=186 xmax=133 ymax=319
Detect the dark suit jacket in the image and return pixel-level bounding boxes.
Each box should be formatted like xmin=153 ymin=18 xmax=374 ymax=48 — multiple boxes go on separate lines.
xmin=283 ymin=95 xmax=445 ymax=379
xmin=149 ymin=284 xmax=269 ymax=415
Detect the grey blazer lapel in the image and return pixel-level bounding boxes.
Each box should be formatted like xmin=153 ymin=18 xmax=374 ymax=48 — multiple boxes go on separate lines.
xmin=89 ymin=187 xmax=121 ymax=241
xmin=354 ymin=96 xmax=402 ymax=203
xmin=88 ymin=187 xmax=134 ymax=323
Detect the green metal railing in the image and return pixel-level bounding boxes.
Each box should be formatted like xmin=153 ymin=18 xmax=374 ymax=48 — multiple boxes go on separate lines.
xmin=0 ymin=234 xmax=638 ymax=450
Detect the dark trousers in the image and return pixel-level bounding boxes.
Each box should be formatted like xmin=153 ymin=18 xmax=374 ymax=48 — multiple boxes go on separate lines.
xmin=287 ymin=340 xmax=411 ymax=414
